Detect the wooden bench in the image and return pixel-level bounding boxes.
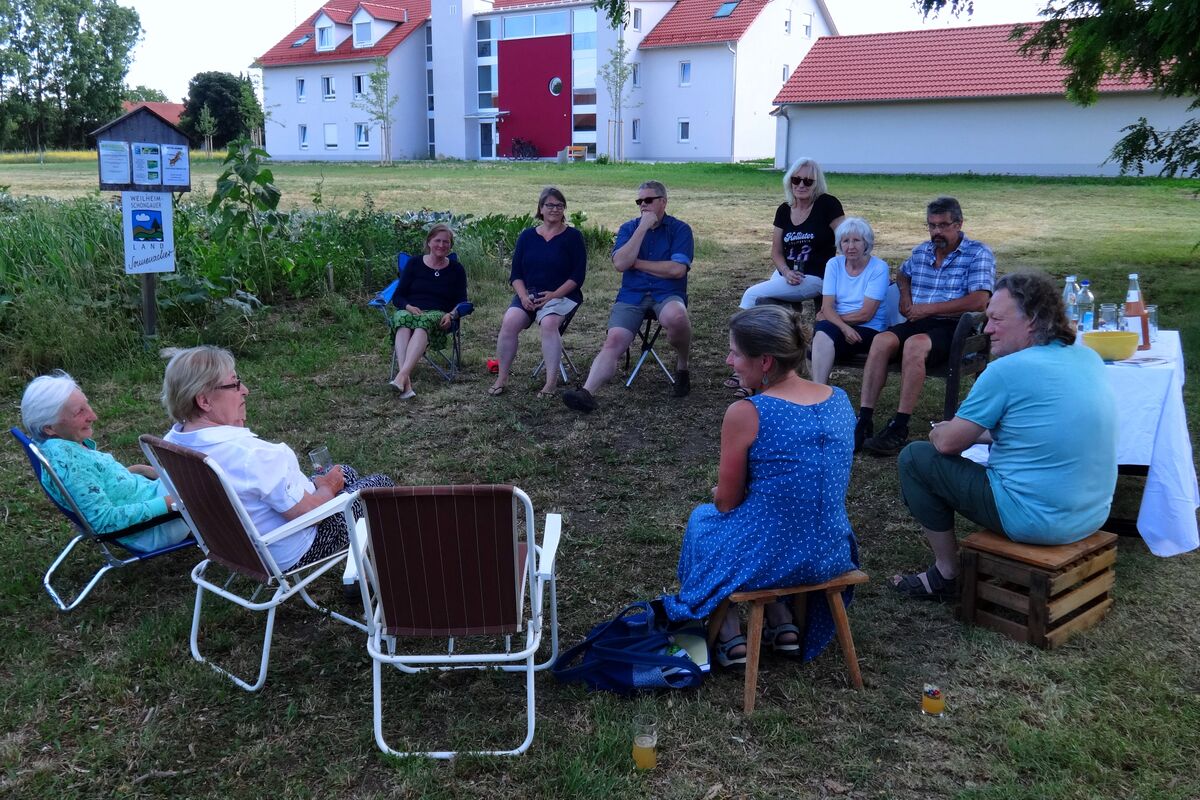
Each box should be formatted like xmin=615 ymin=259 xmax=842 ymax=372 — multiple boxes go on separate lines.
xmin=959 ymin=530 xmax=1117 ymax=649
xmin=705 ymin=570 xmax=869 ymax=713
xmin=566 ymin=145 xmax=587 ymax=161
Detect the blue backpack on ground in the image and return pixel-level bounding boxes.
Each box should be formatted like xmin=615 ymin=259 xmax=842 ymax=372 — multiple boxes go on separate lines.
xmin=551 ymin=600 xmax=707 ymax=693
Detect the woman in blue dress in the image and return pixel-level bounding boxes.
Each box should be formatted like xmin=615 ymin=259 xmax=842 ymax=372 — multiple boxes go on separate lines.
xmin=662 ymin=305 xmax=859 ymax=667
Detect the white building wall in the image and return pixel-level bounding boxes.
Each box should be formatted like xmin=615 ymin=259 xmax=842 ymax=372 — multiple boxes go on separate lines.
xmin=776 ymin=93 xmax=1196 ymax=176
xmin=599 ymin=0 xmax=673 ymax=160
xmin=432 ymin=1 xmax=488 ymax=159
xmin=386 ymin=36 xmax=433 ymax=160
xmin=637 ymin=45 xmax=734 ymax=161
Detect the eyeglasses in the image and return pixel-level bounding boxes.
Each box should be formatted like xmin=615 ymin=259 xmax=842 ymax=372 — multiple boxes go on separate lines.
xmin=214 ymin=379 xmax=243 ymax=392
xmin=926 ymin=221 xmax=960 ymax=232
xmin=541 ymin=202 xmax=566 ymax=210
xmin=790 ymin=176 xmax=816 ymax=187
xmin=634 ymin=196 xmax=663 ymax=206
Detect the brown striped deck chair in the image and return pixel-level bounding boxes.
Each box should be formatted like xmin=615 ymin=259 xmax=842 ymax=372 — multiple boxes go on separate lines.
xmin=140 ymin=434 xmax=367 ymax=692
xmin=357 ymin=484 xmax=562 ymax=758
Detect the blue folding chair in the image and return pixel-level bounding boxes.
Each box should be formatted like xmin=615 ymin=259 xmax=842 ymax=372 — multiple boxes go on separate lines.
xmin=369 ymin=252 xmax=475 ymax=382
xmin=10 ymin=427 xmax=196 ymax=611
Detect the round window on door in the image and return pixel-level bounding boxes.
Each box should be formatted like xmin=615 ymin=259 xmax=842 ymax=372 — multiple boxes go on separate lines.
xmin=548 ymin=77 xmax=563 ymax=96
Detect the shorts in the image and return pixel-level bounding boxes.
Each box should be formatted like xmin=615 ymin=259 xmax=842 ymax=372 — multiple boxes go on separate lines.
xmin=886 ymin=317 xmax=960 ymax=368
xmin=608 ymin=294 xmax=686 ymax=333
xmin=508 ymin=295 xmax=579 ymax=325
xmin=813 ymin=320 xmax=880 ymax=360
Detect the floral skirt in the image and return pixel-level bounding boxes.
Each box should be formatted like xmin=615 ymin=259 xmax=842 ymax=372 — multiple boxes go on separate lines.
xmin=391 ymin=310 xmax=449 ymax=352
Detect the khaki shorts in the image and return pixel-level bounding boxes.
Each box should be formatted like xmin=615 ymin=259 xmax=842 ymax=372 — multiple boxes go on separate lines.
xmin=608 ymin=294 xmax=686 ymax=333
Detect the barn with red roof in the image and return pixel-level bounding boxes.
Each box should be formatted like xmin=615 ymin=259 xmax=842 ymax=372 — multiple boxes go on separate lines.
xmin=770 ymin=23 xmax=1194 ymax=176
xmin=257 ymin=0 xmax=835 ymax=162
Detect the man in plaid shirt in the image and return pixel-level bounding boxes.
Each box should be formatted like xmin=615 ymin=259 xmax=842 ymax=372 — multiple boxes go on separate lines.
xmin=857 ymin=197 xmax=995 ymax=456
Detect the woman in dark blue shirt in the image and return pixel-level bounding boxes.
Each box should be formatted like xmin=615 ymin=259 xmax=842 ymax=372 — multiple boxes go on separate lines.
xmin=389 ymin=224 xmax=468 ymax=399
xmin=488 ymin=187 xmax=587 ymax=397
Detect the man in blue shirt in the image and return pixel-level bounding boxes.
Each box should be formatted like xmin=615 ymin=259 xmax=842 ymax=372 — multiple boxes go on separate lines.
xmin=859 ymin=196 xmax=995 ymax=455
xmin=563 ymin=181 xmax=694 ymax=413
xmin=891 ymin=271 xmax=1117 ymax=600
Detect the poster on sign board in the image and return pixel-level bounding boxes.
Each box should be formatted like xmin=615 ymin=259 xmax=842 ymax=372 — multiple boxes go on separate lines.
xmin=122 ymin=192 xmax=175 ymax=274
xmin=161 ymin=143 xmax=190 ymax=186
xmin=98 ymin=140 xmax=131 ymax=184
xmin=132 ymin=142 xmax=162 ymax=185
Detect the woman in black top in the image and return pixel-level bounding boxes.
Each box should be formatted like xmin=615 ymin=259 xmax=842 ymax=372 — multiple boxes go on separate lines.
xmin=389 ymin=224 xmax=468 ymax=399
xmin=738 ymin=157 xmax=846 ymax=309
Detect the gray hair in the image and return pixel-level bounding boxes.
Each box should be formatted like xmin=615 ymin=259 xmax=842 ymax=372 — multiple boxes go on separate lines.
xmin=162 ymin=345 xmax=237 ymax=424
xmin=21 ymin=370 xmax=80 ymax=442
xmin=835 ymin=216 xmax=875 ymax=256
xmin=638 ymin=180 xmax=667 ymax=199
xmin=783 ymin=157 xmax=829 ymax=205
xmin=926 ymin=196 xmax=963 ymax=223
xmin=995 ymin=271 xmax=1075 ymax=347
xmin=729 ymin=305 xmax=810 ymax=378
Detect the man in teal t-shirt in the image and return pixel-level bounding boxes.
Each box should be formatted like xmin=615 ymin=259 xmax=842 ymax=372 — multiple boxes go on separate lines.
xmin=891 ymin=271 xmax=1117 ymax=600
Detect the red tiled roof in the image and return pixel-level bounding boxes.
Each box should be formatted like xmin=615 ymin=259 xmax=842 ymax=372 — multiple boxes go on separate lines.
xmin=640 ymin=0 xmax=770 ymax=49
xmin=488 ymin=0 xmax=577 ymax=9
xmin=121 ymin=101 xmax=185 ymax=125
xmin=774 ymin=23 xmax=1154 ymax=105
xmin=257 ymin=1 xmax=429 ymax=67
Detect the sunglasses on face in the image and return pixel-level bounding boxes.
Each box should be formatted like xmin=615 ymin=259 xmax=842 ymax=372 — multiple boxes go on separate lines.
xmin=790 ymin=176 xmax=816 ymax=187
xmin=635 ymin=196 xmax=664 ymax=206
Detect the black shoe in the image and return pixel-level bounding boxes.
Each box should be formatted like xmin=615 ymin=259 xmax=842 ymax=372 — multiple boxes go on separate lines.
xmin=562 ymin=387 xmax=597 ymax=413
xmin=672 ymin=370 xmax=691 ymax=398
xmin=863 ymin=417 xmax=909 ymax=456
xmin=854 ymin=416 xmax=874 ymax=453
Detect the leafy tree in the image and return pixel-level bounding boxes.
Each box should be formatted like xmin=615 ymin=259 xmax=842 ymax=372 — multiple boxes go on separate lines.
xmin=350 ymin=58 xmax=398 ymax=165
xmin=597 ymin=39 xmax=638 ymax=161
xmin=196 ymin=103 xmax=217 ymax=154
xmin=180 ymin=71 xmax=261 ymax=149
xmin=123 ymin=84 xmax=168 ymax=103
xmin=916 ymin=0 xmax=1200 ymax=178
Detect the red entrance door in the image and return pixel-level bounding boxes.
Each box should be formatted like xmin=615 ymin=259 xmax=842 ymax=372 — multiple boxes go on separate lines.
xmin=496 ymin=34 xmax=572 ymax=158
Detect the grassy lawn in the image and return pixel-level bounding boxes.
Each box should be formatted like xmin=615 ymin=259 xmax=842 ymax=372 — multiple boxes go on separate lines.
xmin=1 ymin=160 xmax=1198 ymax=799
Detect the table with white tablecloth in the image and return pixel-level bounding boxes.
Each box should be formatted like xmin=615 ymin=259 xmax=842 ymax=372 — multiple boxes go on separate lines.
xmin=1102 ymin=330 xmax=1199 ymax=556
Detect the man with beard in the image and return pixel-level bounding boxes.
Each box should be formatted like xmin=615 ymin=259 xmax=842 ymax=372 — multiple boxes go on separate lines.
xmin=856 ymin=197 xmax=995 ymax=456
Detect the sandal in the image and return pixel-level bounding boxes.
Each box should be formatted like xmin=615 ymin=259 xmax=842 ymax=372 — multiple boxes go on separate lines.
xmin=723 ymin=375 xmax=741 ymax=389
xmin=536 ymin=389 xmax=557 ymax=399
xmin=713 ymin=634 xmax=748 ymax=669
xmin=733 ymin=386 xmax=754 ymax=399
xmin=762 ymin=621 xmax=801 ymax=655
xmin=892 ymin=563 xmax=958 ymax=602
xmin=487 ymin=384 xmax=506 ymax=396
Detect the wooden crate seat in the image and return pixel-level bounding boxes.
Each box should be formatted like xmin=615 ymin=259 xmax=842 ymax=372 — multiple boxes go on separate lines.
xmin=959 ymin=530 xmax=1117 ymax=649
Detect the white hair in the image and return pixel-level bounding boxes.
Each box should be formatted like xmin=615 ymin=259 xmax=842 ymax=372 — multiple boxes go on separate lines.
xmin=21 ymin=371 xmax=80 ymax=442
xmin=835 ymin=216 xmax=875 ymax=256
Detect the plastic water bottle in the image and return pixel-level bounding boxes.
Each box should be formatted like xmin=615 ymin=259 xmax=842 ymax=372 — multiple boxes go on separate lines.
xmin=1076 ymin=280 xmax=1095 ymax=331
xmin=1061 ymin=275 xmax=1079 ymax=328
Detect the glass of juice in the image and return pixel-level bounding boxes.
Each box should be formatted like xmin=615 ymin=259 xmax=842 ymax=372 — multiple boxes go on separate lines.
xmin=921 ymin=684 xmax=945 ymax=717
xmin=631 ymin=714 xmax=657 ymax=769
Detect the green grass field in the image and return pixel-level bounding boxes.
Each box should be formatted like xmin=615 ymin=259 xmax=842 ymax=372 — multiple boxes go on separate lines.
xmin=1 ymin=160 xmax=1197 ymax=799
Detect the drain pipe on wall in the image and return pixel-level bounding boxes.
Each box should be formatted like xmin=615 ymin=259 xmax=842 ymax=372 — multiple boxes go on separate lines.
xmin=726 ymin=41 xmax=737 ymax=161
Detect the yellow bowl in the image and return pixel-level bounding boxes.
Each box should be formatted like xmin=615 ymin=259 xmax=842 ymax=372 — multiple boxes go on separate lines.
xmin=1083 ymin=330 xmax=1138 ymax=361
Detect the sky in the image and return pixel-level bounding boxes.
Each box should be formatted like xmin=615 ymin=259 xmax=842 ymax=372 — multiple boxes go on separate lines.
xmin=120 ymin=0 xmax=1048 ymax=103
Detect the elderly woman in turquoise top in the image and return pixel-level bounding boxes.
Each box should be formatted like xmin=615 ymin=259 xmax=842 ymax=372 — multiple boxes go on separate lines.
xmin=20 ymin=371 xmax=190 ymax=553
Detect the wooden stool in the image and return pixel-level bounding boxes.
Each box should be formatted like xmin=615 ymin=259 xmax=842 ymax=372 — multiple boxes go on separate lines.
xmin=959 ymin=530 xmax=1117 ymax=649
xmin=705 ymin=570 xmax=869 ymax=713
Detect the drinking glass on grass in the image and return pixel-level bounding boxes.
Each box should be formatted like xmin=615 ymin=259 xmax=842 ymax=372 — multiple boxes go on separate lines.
xmin=631 ymin=714 xmax=657 ymax=769
xmin=308 ymin=446 xmax=333 ymax=476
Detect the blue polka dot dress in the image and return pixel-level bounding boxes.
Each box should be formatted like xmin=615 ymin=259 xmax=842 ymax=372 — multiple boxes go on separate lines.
xmin=662 ymin=388 xmax=860 ymax=662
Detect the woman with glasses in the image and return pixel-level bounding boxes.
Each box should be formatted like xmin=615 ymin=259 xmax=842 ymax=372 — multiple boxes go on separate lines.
xmin=488 ymin=186 xmax=587 ymax=397
xmin=19 ymin=371 xmax=191 ymax=552
xmin=161 ymin=346 xmax=393 ymax=572
xmin=737 ymin=157 xmax=846 ymax=312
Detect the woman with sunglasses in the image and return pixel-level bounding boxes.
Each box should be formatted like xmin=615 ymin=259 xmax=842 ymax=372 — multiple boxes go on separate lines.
xmin=161 ymin=346 xmax=393 ymax=572
xmin=488 ymin=186 xmax=587 ymax=397
xmin=737 ymin=157 xmax=845 ymax=311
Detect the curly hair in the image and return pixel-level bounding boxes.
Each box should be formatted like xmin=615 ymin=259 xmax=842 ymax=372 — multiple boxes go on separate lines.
xmin=729 ymin=304 xmax=810 ymax=378
xmin=995 ymin=271 xmax=1075 ymax=346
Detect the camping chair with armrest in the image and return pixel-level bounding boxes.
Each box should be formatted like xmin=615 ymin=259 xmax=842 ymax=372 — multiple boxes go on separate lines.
xmin=531 ymin=299 xmax=583 ymax=383
xmin=139 ymin=434 xmax=368 ymax=692
xmin=624 ymin=308 xmax=676 ymax=387
xmin=356 ymin=484 xmax=562 ymax=758
xmin=369 ymin=252 xmax=474 ymax=382
xmin=10 ymin=427 xmax=195 ymax=612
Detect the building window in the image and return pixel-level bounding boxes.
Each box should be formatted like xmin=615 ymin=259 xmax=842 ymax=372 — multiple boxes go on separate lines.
xmin=548 ymin=76 xmax=563 ymax=96
xmin=478 ymin=64 xmax=497 ymax=110
xmin=354 ymin=20 xmax=371 ymax=46
xmin=324 ymin=123 xmax=338 ymax=149
xmin=677 ymin=118 xmax=690 ymax=142
xmin=631 ymin=63 xmax=640 ymax=87
xmin=714 ymin=2 xmax=738 ymax=18
xmin=316 ymin=23 xmax=333 ymax=50
xmin=322 ymin=75 xmax=335 ymax=100
xmin=355 ymin=123 xmax=370 ymax=148
xmin=504 ymin=14 xmax=534 ymax=38
xmin=534 ymin=11 xmax=569 ymax=35
xmin=784 ymin=9 xmax=791 ymax=34
xmin=296 ymin=77 xmax=306 ymax=102
xmin=631 ymin=118 xmax=640 ymax=142
xmin=632 ymin=8 xmax=642 ymax=30
xmin=782 ymin=64 xmax=789 ymax=82
xmin=427 ymin=67 xmax=435 ymax=110
xmin=298 ymin=124 xmax=308 ymax=149
xmin=801 ymin=11 xmax=813 ymax=37
xmin=353 ymin=73 xmax=367 ymax=98
xmin=427 ymin=118 xmax=435 ymax=159
xmin=426 ymin=23 xmax=434 ymax=62
xmin=679 ymin=61 xmax=691 ymax=86
xmin=476 ymin=18 xmax=494 ymax=58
